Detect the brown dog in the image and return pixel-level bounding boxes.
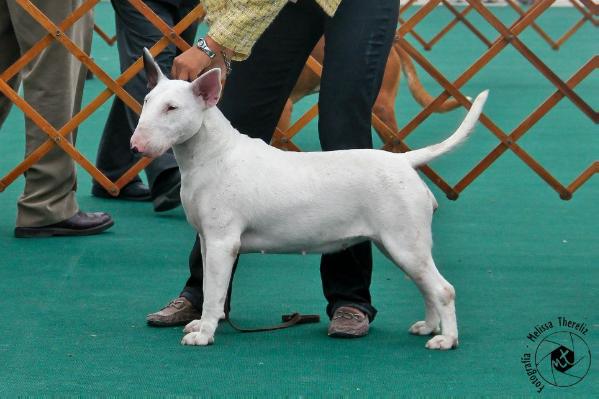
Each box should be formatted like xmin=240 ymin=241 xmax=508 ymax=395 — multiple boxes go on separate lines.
xmin=277 ymin=36 xmax=462 ymax=138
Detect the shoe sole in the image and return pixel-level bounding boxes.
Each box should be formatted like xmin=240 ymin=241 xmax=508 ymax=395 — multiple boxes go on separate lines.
xmin=328 ymin=328 xmax=369 ymax=338
xmin=153 ymin=181 xmax=181 ymax=212
xmin=147 ymin=314 xmax=205 ymax=327
xmin=14 ymin=219 xmax=114 ymax=238
xmin=147 ymin=319 xmax=190 ymax=327
xmin=328 ymin=331 xmax=368 ymax=338
xmin=92 ymin=188 xmax=151 ymax=201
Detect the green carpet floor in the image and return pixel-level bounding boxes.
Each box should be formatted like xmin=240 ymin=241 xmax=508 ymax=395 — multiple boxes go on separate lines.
xmin=0 ymin=4 xmax=597 ymax=396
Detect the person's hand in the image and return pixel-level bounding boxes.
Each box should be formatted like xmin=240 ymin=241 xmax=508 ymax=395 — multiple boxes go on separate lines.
xmin=207 ymin=51 xmax=229 ymax=85
xmin=171 ymin=46 xmax=211 ymax=82
xmin=171 ymin=36 xmax=232 ymax=84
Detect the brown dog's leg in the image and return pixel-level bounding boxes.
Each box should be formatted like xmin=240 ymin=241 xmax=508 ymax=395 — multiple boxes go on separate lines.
xmin=275 ymin=38 xmax=324 ymax=134
xmin=373 ymin=47 xmax=401 ymax=139
xmin=278 ymin=99 xmax=294 ymax=133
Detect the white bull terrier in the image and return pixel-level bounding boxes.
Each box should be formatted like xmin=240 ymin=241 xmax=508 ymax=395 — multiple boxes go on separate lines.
xmin=131 ymin=48 xmax=488 ymax=349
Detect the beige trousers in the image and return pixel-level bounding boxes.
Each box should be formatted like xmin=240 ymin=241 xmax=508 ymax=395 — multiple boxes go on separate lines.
xmin=0 ymin=0 xmax=92 ymax=227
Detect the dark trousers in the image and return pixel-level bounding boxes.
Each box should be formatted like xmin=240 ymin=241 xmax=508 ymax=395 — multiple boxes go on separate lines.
xmin=181 ymin=0 xmax=398 ymax=321
xmin=94 ymin=0 xmax=198 ymax=191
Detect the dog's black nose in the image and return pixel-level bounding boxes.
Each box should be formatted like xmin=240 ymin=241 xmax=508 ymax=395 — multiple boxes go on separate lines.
xmin=131 ymin=146 xmax=139 ymax=154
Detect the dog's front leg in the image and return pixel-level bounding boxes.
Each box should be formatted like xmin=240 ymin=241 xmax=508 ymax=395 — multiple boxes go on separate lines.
xmin=181 ymin=237 xmax=238 ymax=346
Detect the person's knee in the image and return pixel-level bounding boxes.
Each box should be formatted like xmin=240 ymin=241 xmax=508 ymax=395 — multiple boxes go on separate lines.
xmin=318 ymin=92 xmax=373 ymax=150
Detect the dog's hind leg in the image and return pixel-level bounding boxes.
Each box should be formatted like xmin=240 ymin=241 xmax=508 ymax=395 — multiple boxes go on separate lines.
xmin=377 ymin=238 xmax=458 ymax=350
xmin=181 ymin=236 xmax=239 ymax=346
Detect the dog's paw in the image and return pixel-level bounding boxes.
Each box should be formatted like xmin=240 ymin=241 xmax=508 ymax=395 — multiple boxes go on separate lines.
xmin=425 ymin=335 xmax=458 ymax=350
xmin=409 ymin=321 xmax=440 ymax=336
xmin=181 ymin=332 xmax=214 ymax=346
xmin=183 ymin=319 xmax=203 ymax=333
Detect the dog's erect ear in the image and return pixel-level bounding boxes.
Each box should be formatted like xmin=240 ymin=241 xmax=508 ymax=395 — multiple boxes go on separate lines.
xmin=191 ymin=68 xmax=222 ymax=108
xmin=142 ymin=47 xmax=164 ymax=89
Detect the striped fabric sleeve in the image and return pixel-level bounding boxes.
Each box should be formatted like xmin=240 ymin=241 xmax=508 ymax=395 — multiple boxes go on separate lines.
xmin=203 ymin=0 xmax=288 ymax=61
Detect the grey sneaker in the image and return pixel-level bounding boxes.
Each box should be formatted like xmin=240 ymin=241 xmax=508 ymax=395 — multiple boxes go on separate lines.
xmin=327 ymin=306 xmax=370 ymax=338
xmin=146 ymin=297 xmax=202 ymax=327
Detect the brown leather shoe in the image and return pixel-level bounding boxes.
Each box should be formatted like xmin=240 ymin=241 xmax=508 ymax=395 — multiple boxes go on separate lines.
xmin=327 ymin=306 xmax=370 ymax=338
xmin=146 ymin=297 xmax=202 ymax=327
xmin=14 ymin=211 xmax=113 ymax=238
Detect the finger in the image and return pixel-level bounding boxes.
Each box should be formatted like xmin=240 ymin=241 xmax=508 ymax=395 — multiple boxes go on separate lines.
xmin=179 ymin=68 xmax=189 ymax=82
xmin=186 ymin=70 xmax=194 ymax=82
xmin=171 ymin=63 xmax=179 ymax=80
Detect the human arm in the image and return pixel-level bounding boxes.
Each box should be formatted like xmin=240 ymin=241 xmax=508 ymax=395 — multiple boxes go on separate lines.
xmin=171 ymin=0 xmax=287 ymax=81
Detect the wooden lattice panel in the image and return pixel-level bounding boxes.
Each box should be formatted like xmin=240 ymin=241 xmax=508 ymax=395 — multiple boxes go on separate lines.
xmin=1 ymin=0 xmax=596 ymax=200
xmin=272 ymin=0 xmax=597 ymax=200
xmin=0 ymin=0 xmax=205 ymax=196
xmin=399 ymin=0 xmax=598 ymax=51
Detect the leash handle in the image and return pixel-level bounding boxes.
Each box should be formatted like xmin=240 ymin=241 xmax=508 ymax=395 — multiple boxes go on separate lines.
xmin=226 ymin=312 xmax=320 ymax=333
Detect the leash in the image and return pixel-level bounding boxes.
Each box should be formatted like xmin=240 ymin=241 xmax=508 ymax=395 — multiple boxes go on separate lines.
xmin=221 ymin=255 xmax=321 ymax=333
xmin=222 ymin=246 xmax=373 ymax=332
xmin=224 ymin=282 xmax=320 ymax=333
xmin=226 ymin=312 xmax=320 ymax=333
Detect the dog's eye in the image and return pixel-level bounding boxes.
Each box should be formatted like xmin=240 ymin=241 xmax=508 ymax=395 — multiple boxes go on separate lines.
xmin=166 ymin=105 xmax=178 ymax=112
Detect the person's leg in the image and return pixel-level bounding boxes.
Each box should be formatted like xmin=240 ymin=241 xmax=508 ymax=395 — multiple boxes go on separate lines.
xmin=0 ymin=1 xmax=21 ymax=128
xmin=148 ymin=1 xmax=325 ymax=322
xmin=146 ymin=0 xmax=198 ymax=204
xmin=93 ymin=0 xmax=146 ymax=192
xmin=7 ymin=0 xmax=93 ymax=227
xmin=318 ymin=0 xmax=399 ymax=323
xmin=94 ymin=0 xmax=197 ymax=202
xmin=139 ymin=0 xmax=201 ymax=212
xmin=218 ymin=2 xmax=325 ymax=141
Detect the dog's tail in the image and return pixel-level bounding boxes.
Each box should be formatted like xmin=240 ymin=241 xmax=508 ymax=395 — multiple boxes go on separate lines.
xmin=405 ymin=90 xmax=488 ymax=168
xmin=394 ymin=42 xmax=463 ymax=113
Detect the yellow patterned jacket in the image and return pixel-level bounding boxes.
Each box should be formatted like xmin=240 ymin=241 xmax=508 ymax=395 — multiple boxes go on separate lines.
xmin=203 ymin=0 xmax=341 ymax=60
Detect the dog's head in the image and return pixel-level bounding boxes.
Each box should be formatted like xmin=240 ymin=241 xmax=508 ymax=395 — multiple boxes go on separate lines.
xmin=130 ymin=48 xmax=222 ymax=158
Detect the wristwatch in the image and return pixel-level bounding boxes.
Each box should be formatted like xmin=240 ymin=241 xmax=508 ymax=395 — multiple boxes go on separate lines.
xmin=197 ymin=37 xmax=232 ymax=75
xmin=196 ymin=38 xmax=215 ymax=59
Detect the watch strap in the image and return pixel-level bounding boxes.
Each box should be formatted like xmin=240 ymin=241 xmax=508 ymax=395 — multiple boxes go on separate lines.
xmin=196 ymin=38 xmax=216 ymax=59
